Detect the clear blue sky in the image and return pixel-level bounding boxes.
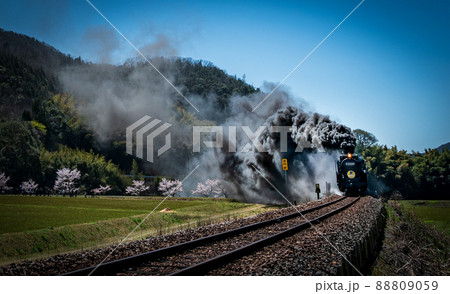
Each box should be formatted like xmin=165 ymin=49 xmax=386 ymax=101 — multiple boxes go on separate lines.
xmin=1 ymin=0 xmax=449 ymax=151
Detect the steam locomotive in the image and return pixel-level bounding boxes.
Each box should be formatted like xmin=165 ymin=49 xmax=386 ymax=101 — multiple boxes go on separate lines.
xmin=336 ymin=147 xmax=367 ymax=196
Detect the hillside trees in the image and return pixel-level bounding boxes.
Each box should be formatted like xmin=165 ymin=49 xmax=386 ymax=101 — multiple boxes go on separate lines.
xmin=131 ymin=159 xmax=142 ymax=180
xmin=173 ymin=58 xmax=257 ymax=119
xmin=362 ymin=145 xmax=449 ymax=199
xmin=0 ymin=120 xmax=41 ymax=189
xmin=0 ymin=51 xmax=57 ymax=119
xmin=32 ymin=94 xmax=96 ymax=151
xmin=173 ymin=58 xmax=257 ymax=100
xmin=411 ymin=148 xmax=449 ymax=198
xmin=40 ymin=145 xmax=128 ymax=194
xmin=0 ymin=29 xmax=85 ymax=76
xmin=0 ymin=117 xmax=126 ymax=194
xmin=354 ymin=129 xmax=378 ymax=154
xmin=354 ymin=129 xmax=448 ymax=199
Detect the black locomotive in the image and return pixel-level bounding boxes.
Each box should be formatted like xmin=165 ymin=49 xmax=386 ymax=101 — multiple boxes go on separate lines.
xmin=336 ymin=147 xmax=367 ymax=196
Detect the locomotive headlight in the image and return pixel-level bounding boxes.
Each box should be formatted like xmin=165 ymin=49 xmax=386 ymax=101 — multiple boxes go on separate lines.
xmin=347 ymin=153 xmax=352 ymax=158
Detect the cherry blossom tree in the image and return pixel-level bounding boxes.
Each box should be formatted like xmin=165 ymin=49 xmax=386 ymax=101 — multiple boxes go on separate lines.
xmin=53 ymin=168 xmax=81 ymax=196
xmin=21 ymin=179 xmax=38 ymax=195
xmin=192 ymin=179 xmax=225 ymax=198
xmin=0 ymin=172 xmax=11 ymax=193
xmin=92 ymin=185 xmax=112 ymax=195
xmin=125 ymin=180 xmax=149 ymax=196
xmin=216 ymin=181 xmax=229 ymax=198
xmin=158 ymin=178 xmax=183 ymax=197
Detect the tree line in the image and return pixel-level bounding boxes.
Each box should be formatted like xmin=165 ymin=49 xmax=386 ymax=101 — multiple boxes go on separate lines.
xmin=354 ymin=129 xmax=449 ymax=199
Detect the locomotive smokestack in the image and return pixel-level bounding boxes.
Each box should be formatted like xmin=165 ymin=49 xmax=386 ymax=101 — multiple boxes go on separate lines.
xmin=342 ymin=143 xmax=355 ymax=154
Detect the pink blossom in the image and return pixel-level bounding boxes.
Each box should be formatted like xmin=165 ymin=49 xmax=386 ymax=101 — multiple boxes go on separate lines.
xmin=92 ymin=185 xmax=112 ymax=195
xmin=125 ymin=180 xmax=149 ymax=196
xmin=158 ymin=178 xmax=183 ymax=197
xmin=21 ymin=179 xmax=38 ymax=194
xmin=0 ymin=172 xmax=11 ymax=192
xmin=192 ymin=179 xmax=227 ymax=198
xmin=53 ymin=168 xmax=81 ymax=194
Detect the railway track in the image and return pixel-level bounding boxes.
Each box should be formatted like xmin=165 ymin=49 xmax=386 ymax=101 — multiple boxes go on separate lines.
xmin=63 ymin=196 xmax=360 ymax=276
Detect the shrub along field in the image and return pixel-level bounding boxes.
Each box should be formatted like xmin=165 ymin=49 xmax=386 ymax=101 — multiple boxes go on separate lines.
xmin=0 ymin=195 xmax=276 ymax=265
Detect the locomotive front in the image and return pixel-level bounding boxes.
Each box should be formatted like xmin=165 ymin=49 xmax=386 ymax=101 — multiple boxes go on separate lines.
xmin=336 ymin=152 xmax=368 ymax=196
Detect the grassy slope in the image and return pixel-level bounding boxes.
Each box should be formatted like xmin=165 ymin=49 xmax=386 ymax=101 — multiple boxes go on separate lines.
xmin=0 ymin=195 xmax=277 ymax=264
xmin=371 ymin=200 xmax=449 ymax=275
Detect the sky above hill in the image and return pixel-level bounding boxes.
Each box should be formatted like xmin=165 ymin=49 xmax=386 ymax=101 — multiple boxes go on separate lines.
xmin=1 ymin=0 xmax=449 ymax=151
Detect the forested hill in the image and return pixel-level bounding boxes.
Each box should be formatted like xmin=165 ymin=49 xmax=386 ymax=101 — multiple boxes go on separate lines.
xmin=0 ymin=28 xmax=258 ymax=149
xmin=0 ymin=29 xmax=259 ymax=190
xmin=0 ymin=28 xmax=257 ymax=120
xmin=436 ymin=142 xmax=449 ymax=153
xmin=0 ymin=29 xmax=84 ymax=75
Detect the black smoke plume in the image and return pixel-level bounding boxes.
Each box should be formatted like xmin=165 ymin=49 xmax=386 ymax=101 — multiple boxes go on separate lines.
xmin=196 ymin=103 xmax=356 ymax=204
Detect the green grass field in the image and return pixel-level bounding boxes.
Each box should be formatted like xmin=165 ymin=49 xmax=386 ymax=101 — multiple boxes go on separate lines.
xmin=0 ymin=195 xmax=276 ymax=264
xmin=400 ymin=200 xmax=450 ymax=235
xmin=0 ymin=195 xmax=229 ymax=234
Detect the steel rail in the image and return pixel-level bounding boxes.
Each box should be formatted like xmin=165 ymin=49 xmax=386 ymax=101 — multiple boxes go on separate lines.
xmin=62 ymin=196 xmax=347 ymax=276
xmin=170 ymin=197 xmax=360 ymax=275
